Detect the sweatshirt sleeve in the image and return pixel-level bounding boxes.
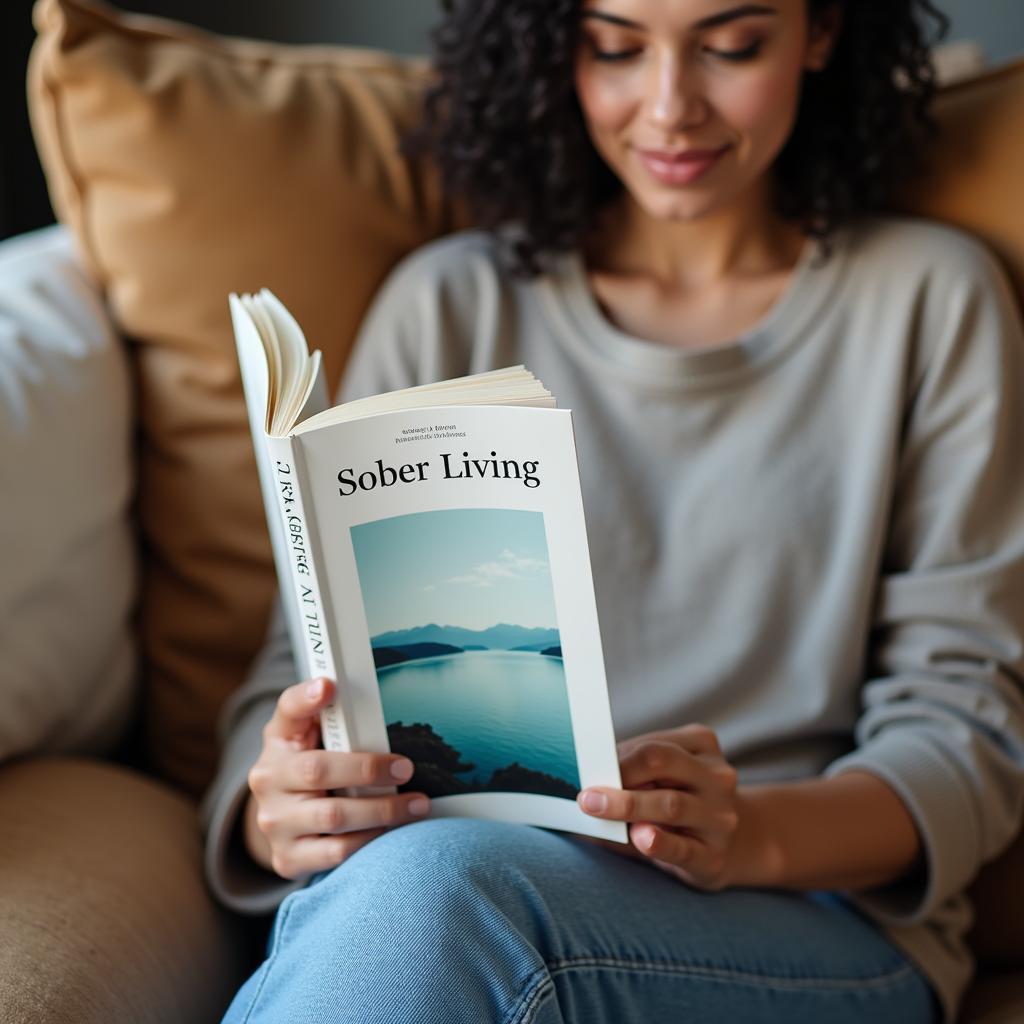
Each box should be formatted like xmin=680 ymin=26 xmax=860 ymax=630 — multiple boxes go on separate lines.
xmin=199 ymin=598 xmax=306 ymax=914
xmin=198 ymin=241 xmax=474 ymax=913
xmin=823 ymin=238 xmax=1024 ymax=926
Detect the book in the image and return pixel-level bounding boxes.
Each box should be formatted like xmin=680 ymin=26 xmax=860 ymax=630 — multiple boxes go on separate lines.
xmin=230 ymin=288 xmax=626 ymax=843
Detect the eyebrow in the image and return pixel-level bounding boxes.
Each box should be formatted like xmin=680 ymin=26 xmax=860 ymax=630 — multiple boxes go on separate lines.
xmin=580 ymin=4 xmax=778 ymax=31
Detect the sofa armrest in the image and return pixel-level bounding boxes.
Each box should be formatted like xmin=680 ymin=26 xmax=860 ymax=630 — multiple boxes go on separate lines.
xmin=0 ymin=756 xmax=266 ymax=1024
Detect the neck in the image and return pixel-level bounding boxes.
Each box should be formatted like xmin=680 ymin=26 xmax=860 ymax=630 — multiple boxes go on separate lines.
xmin=585 ymin=181 xmax=806 ymax=290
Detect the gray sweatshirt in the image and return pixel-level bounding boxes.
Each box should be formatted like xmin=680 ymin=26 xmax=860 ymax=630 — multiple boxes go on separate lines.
xmin=200 ymin=216 xmax=1024 ymax=1023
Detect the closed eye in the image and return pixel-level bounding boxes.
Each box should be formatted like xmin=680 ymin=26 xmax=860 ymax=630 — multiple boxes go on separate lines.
xmin=705 ymin=41 xmax=763 ymax=61
xmin=588 ymin=41 xmax=763 ymax=64
xmin=589 ymin=45 xmax=642 ymax=63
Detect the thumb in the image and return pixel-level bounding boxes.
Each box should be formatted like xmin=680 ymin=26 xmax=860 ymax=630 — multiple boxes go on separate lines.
xmin=265 ymin=677 xmax=336 ymax=744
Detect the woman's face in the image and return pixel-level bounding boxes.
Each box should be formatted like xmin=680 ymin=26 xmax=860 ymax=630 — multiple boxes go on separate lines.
xmin=574 ymin=0 xmax=840 ymax=223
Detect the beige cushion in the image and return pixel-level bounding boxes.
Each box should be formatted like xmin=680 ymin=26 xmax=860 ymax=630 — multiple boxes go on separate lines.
xmin=28 ymin=0 xmax=462 ymax=797
xmin=0 ymin=757 xmax=257 ymax=1023
xmin=0 ymin=225 xmax=135 ymax=763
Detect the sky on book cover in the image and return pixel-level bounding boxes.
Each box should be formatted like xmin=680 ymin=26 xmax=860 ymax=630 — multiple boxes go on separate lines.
xmin=352 ymin=507 xmax=557 ymax=634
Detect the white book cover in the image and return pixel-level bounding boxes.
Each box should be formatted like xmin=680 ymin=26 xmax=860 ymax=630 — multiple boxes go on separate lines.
xmin=232 ymin=290 xmax=626 ymax=844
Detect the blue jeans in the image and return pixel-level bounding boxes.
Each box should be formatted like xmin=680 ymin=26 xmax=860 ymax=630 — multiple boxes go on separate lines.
xmin=222 ymin=818 xmax=941 ymax=1024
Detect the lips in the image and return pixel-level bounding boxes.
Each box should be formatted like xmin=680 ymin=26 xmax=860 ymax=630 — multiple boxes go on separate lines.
xmin=638 ymin=147 xmax=727 ymax=162
xmin=636 ymin=144 xmax=731 ymax=186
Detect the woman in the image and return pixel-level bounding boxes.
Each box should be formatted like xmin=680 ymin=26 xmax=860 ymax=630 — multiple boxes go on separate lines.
xmin=202 ymin=2 xmax=1024 ymax=1022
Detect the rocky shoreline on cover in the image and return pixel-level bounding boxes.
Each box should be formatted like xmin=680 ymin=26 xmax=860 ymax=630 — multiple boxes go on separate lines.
xmin=386 ymin=721 xmax=577 ymax=799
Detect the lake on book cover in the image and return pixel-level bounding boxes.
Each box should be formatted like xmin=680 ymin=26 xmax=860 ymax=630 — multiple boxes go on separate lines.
xmin=351 ymin=507 xmax=581 ymax=799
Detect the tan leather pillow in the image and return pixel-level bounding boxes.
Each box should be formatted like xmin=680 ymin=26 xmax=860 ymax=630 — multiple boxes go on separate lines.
xmin=896 ymin=58 xmax=1024 ymax=308
xmin=28 ymin=0 xmax=460 ymax=797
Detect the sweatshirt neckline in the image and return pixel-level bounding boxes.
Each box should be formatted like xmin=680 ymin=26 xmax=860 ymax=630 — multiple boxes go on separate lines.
xmin=539 ymin=229 xmax=848 ymax=390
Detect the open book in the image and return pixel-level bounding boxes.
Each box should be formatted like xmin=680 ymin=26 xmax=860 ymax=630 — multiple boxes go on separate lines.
xmin=231 ymin=288 xmax=626 ymax=843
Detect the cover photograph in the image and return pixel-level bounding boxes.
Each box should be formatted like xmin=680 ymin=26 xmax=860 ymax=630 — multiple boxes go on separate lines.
xmin=355 ymin=506 xmax=579 ymax=802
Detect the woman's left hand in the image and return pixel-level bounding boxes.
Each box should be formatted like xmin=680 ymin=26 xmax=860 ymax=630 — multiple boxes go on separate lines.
xmin=577 ymin=724 xmax=762 ymax=892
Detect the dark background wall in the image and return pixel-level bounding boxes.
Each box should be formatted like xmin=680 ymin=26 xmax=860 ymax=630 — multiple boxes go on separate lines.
xmin=1 ymin=1 xmax=54 ymax=240
xmin=3 ymin=0 xmax=1024 ymax=242
xmin=81 ymin=0 xmax=441 ymax=51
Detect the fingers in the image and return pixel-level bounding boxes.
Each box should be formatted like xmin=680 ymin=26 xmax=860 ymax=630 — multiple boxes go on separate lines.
xmin=579 ymin=782 xmax=739 ymax=835
xmin=617 ymin=733 xmax=734 ymax=793
xmin=618 ymin=740 xmax=703 ymax=791
xmin=578 ymin=784 xmax=701 ymax=827
xmin=270 ymin=828 xmax=389 ymax=880
xmin=672 ymin=724 xmax=722 ymax=756
xmin=629 ymin=823 xmax=703 ymax=869
xmin=617 ymin=724 xmax=722 ymax=762
xmin=263 ymin=677 xmax=337 ymax=745
xmin=263 ymin=791 xmax=431 ymax=839
xmin=257 ymin=748 xmax=416 ymax=794
xmin=579 ymin=726 xmax=738 ymax=890
xmin=248 ymin=678 xmax=437 ymax=883
xmin=247 ymin=744 xmax=431 ymax=881
xmin=572 ymin=833 xmax=649 ymax=863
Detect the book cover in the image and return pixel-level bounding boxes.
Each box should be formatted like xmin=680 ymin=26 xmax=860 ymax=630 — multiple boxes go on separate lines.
xmin=232 ymin=290 xmax=626 ymax=843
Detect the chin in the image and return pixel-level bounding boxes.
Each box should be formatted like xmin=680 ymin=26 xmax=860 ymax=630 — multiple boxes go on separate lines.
xmin=635 ymin=187 xmax=722 ymax=224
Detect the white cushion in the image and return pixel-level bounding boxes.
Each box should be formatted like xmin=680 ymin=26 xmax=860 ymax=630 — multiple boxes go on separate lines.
xmin=0 ymin=226 xmax=136 ymax=760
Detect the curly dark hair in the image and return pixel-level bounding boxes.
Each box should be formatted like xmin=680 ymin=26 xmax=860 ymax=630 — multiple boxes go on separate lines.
xmin=402 ymin=0 xmax=950 ymax=277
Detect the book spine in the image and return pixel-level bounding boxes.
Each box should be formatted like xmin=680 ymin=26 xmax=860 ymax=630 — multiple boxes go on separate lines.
xmin=264 ymin=434 xmax=350 ymax=752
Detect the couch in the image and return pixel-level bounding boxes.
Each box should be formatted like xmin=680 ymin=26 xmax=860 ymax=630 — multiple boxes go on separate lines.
xmin=1 ymin=1 xmax=1022 ymax=1021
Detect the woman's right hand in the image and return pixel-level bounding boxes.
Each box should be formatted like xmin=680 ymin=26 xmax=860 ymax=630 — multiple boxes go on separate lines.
xmin=243 ymin=676 xmax=431 ymax=880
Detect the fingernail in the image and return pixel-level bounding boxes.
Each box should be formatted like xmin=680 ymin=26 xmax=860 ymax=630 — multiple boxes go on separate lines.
xmin=636 ymin=825 xmax=657 ymax=850
xmin=580 ymin=791 xmax=607 ymax=813
xmin=306 ymin=679 xmax=323 ymax=700
xmin=408 ymin=797 xmax=430 ymax=816
xmin=390 ymin=759 xmax=413 ymax=782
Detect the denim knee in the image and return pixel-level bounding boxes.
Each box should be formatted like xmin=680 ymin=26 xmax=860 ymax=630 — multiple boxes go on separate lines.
xmin=302 ymin=817 xmax=558 ymax=949
xmin=263 ymin=819 xmax=556 ymax=1018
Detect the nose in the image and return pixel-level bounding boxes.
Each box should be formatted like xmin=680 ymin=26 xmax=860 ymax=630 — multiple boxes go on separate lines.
xmin=645 ymin=50 xmax=709 ymax=132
